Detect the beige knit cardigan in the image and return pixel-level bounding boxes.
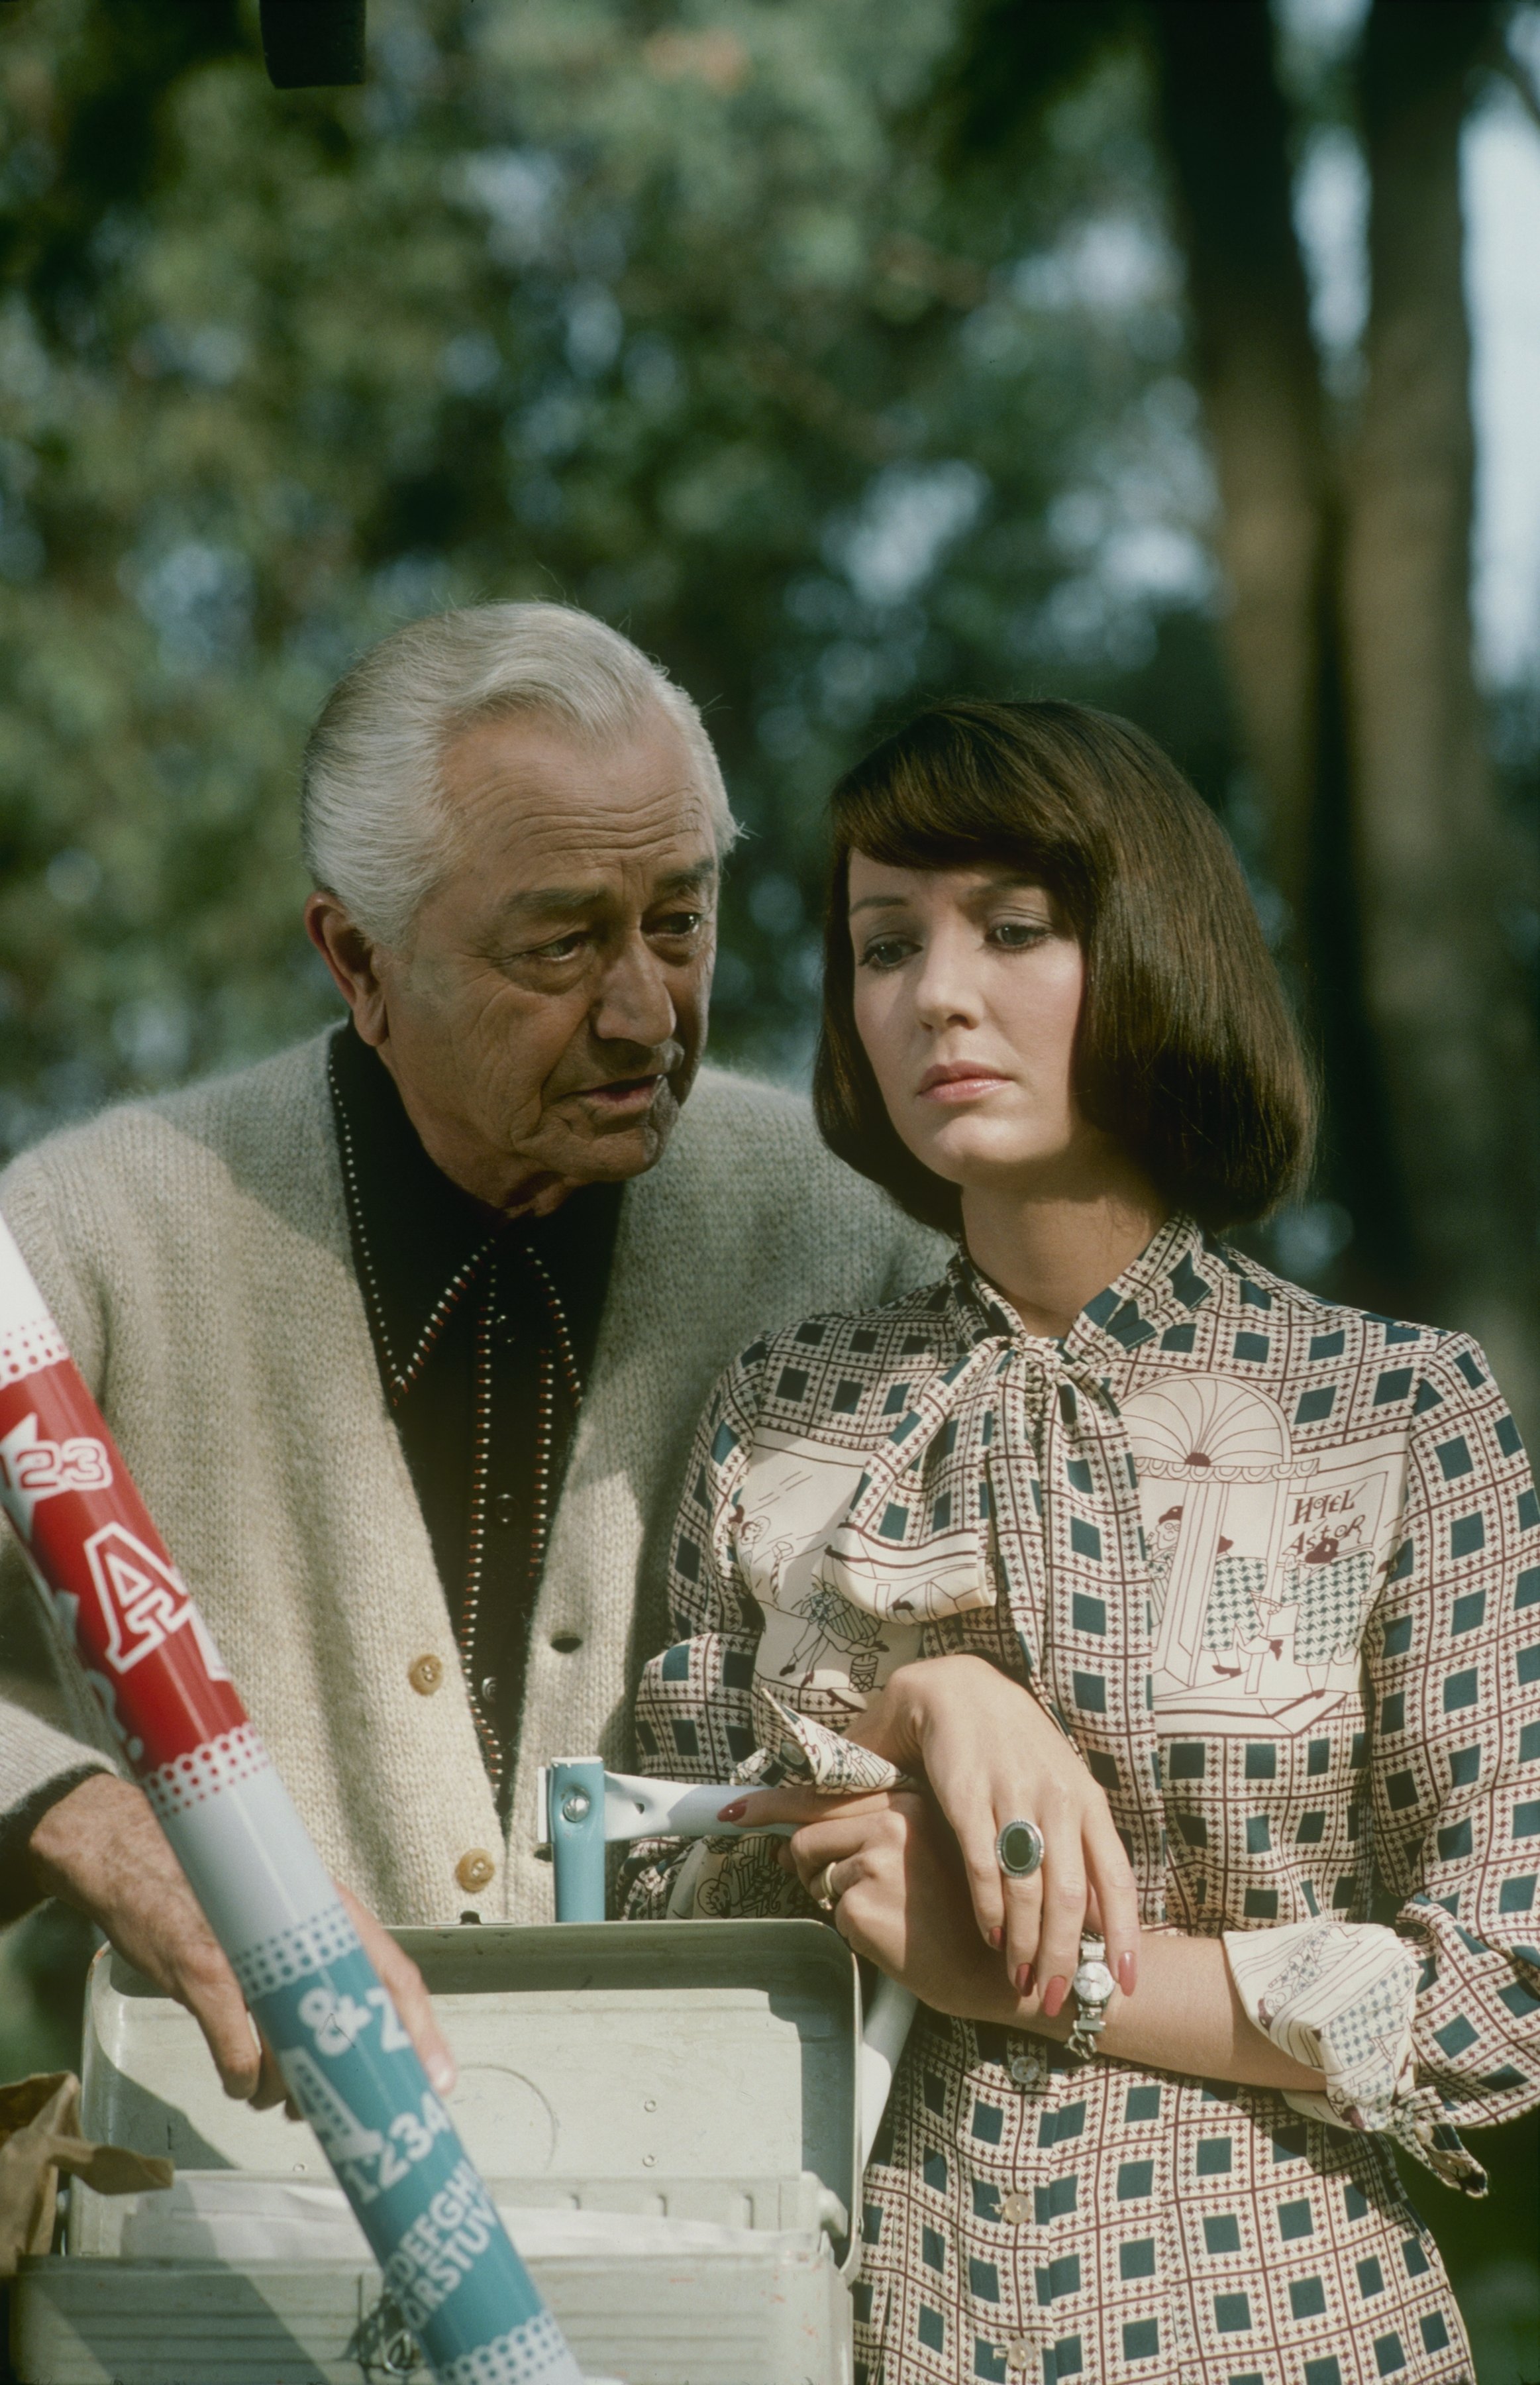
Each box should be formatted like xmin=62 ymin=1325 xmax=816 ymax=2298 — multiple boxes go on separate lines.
xmin=0 ymin=1033 xmax=941 ymax=1926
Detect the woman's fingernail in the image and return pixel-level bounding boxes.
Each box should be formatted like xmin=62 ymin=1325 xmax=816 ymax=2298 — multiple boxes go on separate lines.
xmin=1014 ymin=1963 xmax=1035 ymax=1997
xmin=1118 ymin=1950 xmax=1137 ymax=1996
xmin=717 ymin=1801 xmax=747 ymax=1822
xmin=987 ymin=1927 xmax=1003 ymax=1950
xmin=1041 ymin=1975 xmax=1068 ymax=2018
xmin=430 ymin=2058 xmax=456 ymax=2095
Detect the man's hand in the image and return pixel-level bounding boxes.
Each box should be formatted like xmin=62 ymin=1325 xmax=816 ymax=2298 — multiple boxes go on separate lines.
xmin=26 ymin=1773 xmax=454 ymax=2107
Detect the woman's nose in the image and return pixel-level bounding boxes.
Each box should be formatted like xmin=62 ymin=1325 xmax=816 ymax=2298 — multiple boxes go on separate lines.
xmin=911 ymin=934 xmax=983 ymax=1030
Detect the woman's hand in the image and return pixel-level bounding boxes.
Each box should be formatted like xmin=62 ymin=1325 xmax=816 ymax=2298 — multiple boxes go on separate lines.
xmin=719 ymin=1782 xmax=1325 ymax=2094
xmin=843 ymin=1652 xmax=1141 ymax=2012
xmin=733 ymin=1783 xmax=1019 ymax=2022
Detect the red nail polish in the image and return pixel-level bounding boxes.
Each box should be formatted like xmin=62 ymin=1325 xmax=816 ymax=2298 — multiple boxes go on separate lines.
xmin=1015 ymin=1963 xmax=1035 ymax=1997
xmin=717 ymin=1800 xmax=746 ymax=1822
xmin=1041 ymin=1974 xmax=1068 ymax=2018
xmin=1118 ymin=1950 xmax=1137 ymax=1995
xmin=987 ymin=1927 xmax=1003 ymax=1950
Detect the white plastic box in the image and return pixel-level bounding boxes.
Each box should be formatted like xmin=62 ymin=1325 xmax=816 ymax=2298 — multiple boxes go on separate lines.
xmin=11 ymin=1919 xmax=865 ymax=2385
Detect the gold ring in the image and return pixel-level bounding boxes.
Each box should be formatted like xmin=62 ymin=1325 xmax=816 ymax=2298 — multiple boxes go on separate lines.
xmin=812 ymin=1861 xmax=840 ymax=1911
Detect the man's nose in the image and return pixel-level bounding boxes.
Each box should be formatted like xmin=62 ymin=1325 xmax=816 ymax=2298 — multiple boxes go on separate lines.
xmin=591 ymin=933 xmax=678 ymax=1051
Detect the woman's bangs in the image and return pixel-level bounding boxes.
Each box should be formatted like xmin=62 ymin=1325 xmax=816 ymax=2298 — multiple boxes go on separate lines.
xmin=833 ymin=745 xmax=1074 ymax=895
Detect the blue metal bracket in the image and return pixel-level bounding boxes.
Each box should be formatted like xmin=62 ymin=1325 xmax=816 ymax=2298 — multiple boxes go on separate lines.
xmin=547 ymin=1756 xmax=607 ymax=1923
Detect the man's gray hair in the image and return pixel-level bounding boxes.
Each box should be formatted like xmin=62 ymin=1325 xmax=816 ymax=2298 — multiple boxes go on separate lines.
xmin=301 ymin=602 xmax=736 ymax=947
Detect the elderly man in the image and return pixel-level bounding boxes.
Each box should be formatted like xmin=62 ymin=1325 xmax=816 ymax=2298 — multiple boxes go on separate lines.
xmin=0 ymin=601 xmax=938 ymax=2100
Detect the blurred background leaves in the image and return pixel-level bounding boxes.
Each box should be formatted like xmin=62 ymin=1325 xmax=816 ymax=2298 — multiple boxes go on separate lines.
xmin=0 ymin=0 xmax=1536 ymax=2366
xmin=0 ymin=0 xmax=1532 ymax=1390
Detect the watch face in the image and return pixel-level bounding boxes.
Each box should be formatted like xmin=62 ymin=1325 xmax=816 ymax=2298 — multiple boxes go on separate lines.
xmin=1074 ymin=1960 xmax=1116 ymax=2003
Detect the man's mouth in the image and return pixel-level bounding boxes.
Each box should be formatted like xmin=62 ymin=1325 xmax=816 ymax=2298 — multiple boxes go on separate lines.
xmin=575 ymin=1074 xmax=666 ymax=1115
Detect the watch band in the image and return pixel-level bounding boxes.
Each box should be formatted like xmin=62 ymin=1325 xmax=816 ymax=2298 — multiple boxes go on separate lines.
xmin=1065 ymin=1932 xmax=1116 ymax=2062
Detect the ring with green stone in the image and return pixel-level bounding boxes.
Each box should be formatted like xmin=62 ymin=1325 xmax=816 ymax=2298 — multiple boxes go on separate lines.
xmin=996 ymin=1818 xmax=1046 ymax=1878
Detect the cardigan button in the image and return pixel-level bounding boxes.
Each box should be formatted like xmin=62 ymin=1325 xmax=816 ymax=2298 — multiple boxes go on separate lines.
xmin=408 ymin=1654 xmax=444 ymax=1696
xmin=455 ymin=1848 xmax=495 ymax=1894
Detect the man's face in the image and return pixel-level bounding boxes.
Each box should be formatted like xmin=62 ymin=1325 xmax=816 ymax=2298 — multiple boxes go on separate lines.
xmin=327 ymin=708 xmax=719 ymax=1214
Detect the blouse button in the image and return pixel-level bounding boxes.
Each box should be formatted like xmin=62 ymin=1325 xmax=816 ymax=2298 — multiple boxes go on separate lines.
xmin=408 ymin=1654 xmax=444 ymax=1696
xmin=1009 ymin=2048 xmax=1045 ymax=2090
xmin=1000 ymin=2190 xmax=1033 ymax=2225
xmin=455 ymin=1848 xmax=495 ymax=1894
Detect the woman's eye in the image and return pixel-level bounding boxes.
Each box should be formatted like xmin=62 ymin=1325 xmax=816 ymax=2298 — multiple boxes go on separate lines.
xmin=989 ymin=918 xmax=1051 ymax=950
xmin=859 ymin=936 xmax=915 ymax=971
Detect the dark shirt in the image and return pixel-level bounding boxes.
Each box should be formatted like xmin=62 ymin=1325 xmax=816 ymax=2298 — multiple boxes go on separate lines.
xmin=327 ymin=1024 xmax=623 ymax=1811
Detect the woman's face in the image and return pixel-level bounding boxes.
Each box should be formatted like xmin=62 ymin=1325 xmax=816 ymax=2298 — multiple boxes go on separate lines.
xmin=848 ymin=853 xmax=1106 ymax=1196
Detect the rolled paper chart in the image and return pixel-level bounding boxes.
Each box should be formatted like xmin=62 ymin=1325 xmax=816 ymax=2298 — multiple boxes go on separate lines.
xmin=0 ymin=1218 xmax=582 ymax=2385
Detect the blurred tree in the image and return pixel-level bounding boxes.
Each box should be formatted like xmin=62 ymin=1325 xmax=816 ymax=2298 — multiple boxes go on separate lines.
xmin=1344 ymin=1 xmax=1539 ymax=1428
xmin=0 ymin=0 xmax=1229 ymax=1122
xmin=941 ymin=0 xmax=1540 ymax=1430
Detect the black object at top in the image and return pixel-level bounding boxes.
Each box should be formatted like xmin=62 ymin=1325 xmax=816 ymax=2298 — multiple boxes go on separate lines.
xmin=327 ymin=1022 xmax=623 ymax=1807
xmin=260 ymin=0 xmax=366 ymax=89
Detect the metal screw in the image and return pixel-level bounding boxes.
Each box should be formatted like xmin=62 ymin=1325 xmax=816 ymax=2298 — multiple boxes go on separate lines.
xmin=560 ymin=1788 xmax=591 ymax=1823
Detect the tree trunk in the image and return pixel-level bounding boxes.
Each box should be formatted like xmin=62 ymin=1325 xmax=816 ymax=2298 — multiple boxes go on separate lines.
xmin=1144 ymin=1 xmax=1328 ymax=924
xmin=1145 ymin=2 xmax=1413 ymax=1295
xmin=1344 ymin=0 xmax=1540 ymax=1425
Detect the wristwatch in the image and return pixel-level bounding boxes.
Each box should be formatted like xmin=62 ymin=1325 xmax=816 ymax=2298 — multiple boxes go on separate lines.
xmin=1065 ymin=1933 xmax=1117 ymax=2060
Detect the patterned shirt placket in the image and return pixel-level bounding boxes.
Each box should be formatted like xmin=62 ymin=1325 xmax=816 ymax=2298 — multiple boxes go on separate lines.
xmin=1049 ymin=1358 xmax=1167 ymax=1914
xmin=979 ymin=1344 xmax=1049 ymax=1685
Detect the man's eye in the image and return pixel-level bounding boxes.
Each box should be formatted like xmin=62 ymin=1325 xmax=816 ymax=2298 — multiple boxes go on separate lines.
xmin=651 ymin=912 xmax=706 ymax=939
xmin=524 ymin=934 xmax=587 ymax=962
xmin=859 ymin=936 xmax=915 ymax=971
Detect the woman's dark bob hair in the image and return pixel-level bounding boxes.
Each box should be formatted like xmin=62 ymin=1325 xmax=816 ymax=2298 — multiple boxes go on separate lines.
xmin=813 ymin=698 xmax=1317 ymax=1236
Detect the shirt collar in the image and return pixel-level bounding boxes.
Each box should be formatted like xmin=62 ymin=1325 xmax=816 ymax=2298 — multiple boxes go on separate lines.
xmin=327 ymin=1021 xmax=497 ymax=1381
xmin=943 ymin=1210 xmax=1223 ymax=1367
xmin=327 ymin=1022 xmax=627 ymax=1397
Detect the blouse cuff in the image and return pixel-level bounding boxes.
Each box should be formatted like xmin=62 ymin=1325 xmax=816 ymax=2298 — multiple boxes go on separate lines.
xmin=1224 ymin=1917 xmax=1483 ymax=2193
xmin=730 ymin=1683 xmax=909 ymax=1797
xmin=660 ymin=1687 xmax=911 ymax=1924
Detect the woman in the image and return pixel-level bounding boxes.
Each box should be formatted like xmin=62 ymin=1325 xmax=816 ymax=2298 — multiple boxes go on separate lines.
xmin=625 ymin=701 xmax=1540 ymax=2385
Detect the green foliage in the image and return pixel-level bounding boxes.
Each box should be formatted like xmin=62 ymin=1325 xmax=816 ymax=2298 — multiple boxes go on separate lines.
xmin=0 ymin=0 xmax=1229 ymax=1133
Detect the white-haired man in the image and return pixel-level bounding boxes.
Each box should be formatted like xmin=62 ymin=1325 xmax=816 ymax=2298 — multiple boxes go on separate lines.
xmin=0 ymin=602 xmax=939 ymax=2103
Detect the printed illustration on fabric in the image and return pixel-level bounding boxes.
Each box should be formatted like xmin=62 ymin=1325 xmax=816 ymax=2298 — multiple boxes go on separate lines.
xmin=1119 ymin=1372 xmax=1408 ymax=1736
xmin=730 ymin=1426 xmax=988 ymax=1713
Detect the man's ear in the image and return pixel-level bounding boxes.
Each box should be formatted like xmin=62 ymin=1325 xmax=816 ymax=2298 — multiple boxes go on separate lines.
xmin=304 ymin=892 xmax=391 ymax=1047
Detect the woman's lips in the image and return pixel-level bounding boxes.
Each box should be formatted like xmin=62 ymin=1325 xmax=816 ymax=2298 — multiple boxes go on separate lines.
xmin=917 ymin=1065 xmax=1010 ymax=1103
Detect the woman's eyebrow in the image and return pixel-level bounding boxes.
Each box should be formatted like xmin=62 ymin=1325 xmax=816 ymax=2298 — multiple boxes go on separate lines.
xmin=850 ymin=873 xmax=1049 ymax=916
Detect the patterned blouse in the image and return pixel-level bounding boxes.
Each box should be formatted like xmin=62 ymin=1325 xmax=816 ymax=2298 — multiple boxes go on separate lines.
xmin=625 ymin=1212 xmax=1540 ymax=2385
